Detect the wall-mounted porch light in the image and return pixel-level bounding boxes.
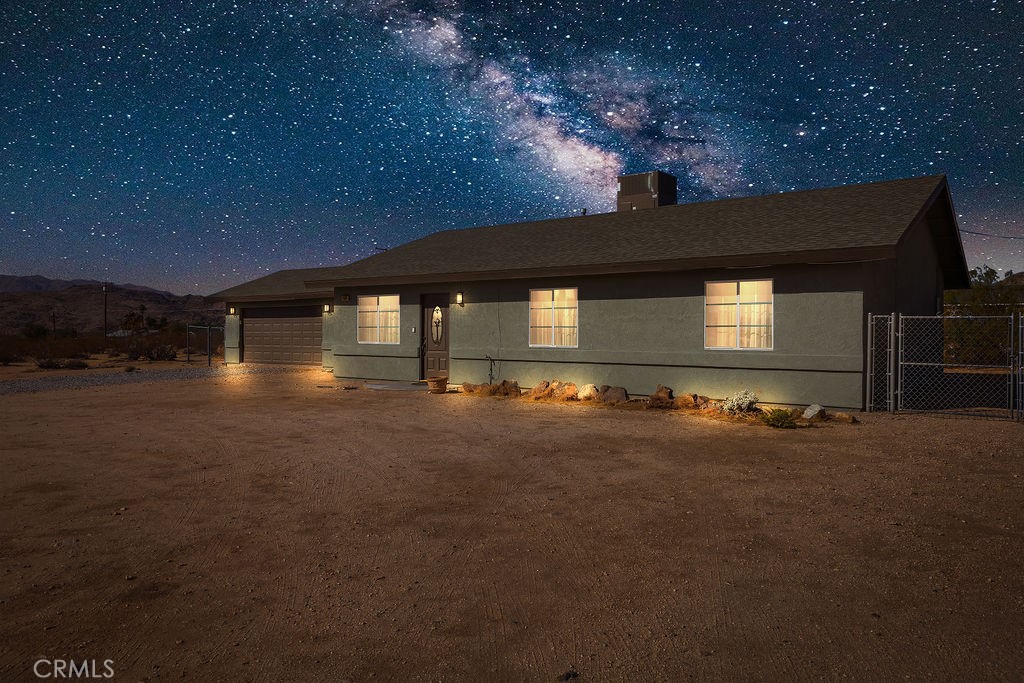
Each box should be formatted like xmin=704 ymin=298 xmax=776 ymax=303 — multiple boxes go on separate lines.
xmin=456 ymin=292 xmax=464 ymax=306
xmin=323 ymin=303 xmax=333 ymax=313
xmin=228 ymin=306 xmax=237 ymax=315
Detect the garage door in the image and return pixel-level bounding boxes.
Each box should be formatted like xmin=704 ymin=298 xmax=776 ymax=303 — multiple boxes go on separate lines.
xmin=242 ymin=306 xmax=323 ymax=365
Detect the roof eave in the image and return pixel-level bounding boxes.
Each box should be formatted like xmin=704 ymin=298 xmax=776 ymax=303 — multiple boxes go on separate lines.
xmin=304 ymin=246 xmax=896 ymax=288
xmin=210 ymin=290 xmax=334 ymax=303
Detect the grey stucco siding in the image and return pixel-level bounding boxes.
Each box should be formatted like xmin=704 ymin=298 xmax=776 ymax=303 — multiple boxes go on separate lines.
xmin=328 ymin=296 xmax=421 ymax=381
xmin=325 ymin=265 xmax=868 ymax=408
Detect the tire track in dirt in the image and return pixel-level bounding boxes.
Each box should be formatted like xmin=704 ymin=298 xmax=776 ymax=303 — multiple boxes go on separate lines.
xmin=0 ymin=415 xmax=214 ymax=680
xmin=99 ymin=421 xmax=270 ymax=677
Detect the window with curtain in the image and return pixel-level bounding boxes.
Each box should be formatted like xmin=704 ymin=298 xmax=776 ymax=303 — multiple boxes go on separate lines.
xmin=357 ymin=295 xmax=401 ymax=344
xmin=529 ymin=288 xmax=578 ymax=348
xmin=704 ymin=280 xmax=773 ymax=349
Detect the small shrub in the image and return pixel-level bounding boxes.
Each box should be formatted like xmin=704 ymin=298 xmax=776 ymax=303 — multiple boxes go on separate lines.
xmin=124 ymin=365 xmax=137 ymax=373
xmin=144 ymin=344 xmax=177 ymax=361
xmin=721 ymin=389 xmax=759 ymax=413
xmin=759 ymin=408 xmax=798 ymax=429
xmin=64 ymin=359 xmax=89 ymax=370
xmin=35 ymin=357 xmax=62 ymax=369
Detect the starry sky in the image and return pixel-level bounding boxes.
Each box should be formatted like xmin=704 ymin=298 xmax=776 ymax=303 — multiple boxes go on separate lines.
xmin=1 ymin=0 xmax=1021 ymax=294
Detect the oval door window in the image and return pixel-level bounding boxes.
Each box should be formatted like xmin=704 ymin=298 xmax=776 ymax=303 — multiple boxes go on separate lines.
xmin=431 ymin=306 xmax=443 ymax=344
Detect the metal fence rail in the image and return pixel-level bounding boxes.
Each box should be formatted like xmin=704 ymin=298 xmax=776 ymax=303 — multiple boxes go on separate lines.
xmin=869 ymin=312 xmax=1021 ymax=420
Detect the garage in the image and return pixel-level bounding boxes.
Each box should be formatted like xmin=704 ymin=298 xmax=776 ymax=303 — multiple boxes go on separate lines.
xmin=242 ymin=306 xmax=323 ymax=365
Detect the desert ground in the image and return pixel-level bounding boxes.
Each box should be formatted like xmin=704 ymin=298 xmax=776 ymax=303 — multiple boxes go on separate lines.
xmin=1 ymin=369 xmax=1021 ymax=681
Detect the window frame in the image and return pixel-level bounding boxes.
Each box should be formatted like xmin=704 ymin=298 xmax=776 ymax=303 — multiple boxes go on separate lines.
xmin=528 ymin=287 xmax=579 ymax=349
xmin=703 ymin=278 xmax=774 ymax=351
xmin=356 ymin=294 xmax=401 ymax=345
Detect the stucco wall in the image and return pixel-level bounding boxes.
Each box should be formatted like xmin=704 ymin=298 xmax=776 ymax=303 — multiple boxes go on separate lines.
xmin=327 ymin=264 xmax=872 ymax=408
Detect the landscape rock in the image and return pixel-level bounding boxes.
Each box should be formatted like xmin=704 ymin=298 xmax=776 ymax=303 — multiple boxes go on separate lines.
xmin=494 ymin=380 xmax=521 ymax=397
xmin=692 ymin=394 xmax=711 ymax=408
xmin=542 ymin=380 xmax=563 ymax=399
xmin=578 ymin=383 xmax=600 ymax=400
xmin=673 ymin=394 xmax=697 ymax=409
xmin=830 ymin=411 xmax=860 ymax=424
xmin=601 ymin=386 xmax=628 ymax=404
xmin=647 ymin=384 xmax=675 ymax=409
xmin=461 ymin=382 xmax=480 ymax=394
xmin=528 ymin=380 xmax=550 ymax=399
xmin=803 ymin=404 xmax=827 ymax=421
xmin=554 ymin=382 xmax=578 ymax=401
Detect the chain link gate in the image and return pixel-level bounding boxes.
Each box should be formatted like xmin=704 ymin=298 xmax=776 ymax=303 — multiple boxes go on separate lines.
xmin=866 ymin=313 xmax=895 ymax=412
xmin=868 ymin=312 xmax=1021 ymax=419
xmin=1019 ymin=314 xmax=1024 ymax=419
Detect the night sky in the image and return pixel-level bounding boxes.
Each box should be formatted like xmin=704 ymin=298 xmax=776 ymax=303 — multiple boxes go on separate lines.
xmin=1 ymin=1 xmax=1021 ymax=294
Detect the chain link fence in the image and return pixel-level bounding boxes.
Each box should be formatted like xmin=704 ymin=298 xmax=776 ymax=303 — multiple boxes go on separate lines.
xmin=868 ymin=312 xmax=1022 ymax=419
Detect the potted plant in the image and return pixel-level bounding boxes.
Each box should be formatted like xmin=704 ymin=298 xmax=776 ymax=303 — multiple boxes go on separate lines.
xmin=426 ymin=376 xmax=449 ymax=394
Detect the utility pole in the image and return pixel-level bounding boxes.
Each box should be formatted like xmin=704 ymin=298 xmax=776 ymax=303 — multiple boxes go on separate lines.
xmin=51 ymin=310 xmax=56 ymax=334
xmin=102 ymin=283 xmax=109 ymax=337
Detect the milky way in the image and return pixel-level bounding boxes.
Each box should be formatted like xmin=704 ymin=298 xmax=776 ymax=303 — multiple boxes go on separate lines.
xmin=1 ymin=0 xmax=1021 ymax=293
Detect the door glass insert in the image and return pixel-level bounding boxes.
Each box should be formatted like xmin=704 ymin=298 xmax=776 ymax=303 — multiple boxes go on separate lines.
xmin=430 ymin=305 xmax=443 ymax=344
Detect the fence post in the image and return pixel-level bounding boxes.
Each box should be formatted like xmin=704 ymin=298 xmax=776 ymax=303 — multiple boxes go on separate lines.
xmin=866 ymin=313 xmax=874 ymax=412
xmin=889 ymin=312 xmax=897 ymax=413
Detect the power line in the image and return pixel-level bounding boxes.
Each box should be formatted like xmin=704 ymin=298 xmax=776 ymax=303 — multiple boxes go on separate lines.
xmin=959 ymin=228 xmax=1024 ymax=240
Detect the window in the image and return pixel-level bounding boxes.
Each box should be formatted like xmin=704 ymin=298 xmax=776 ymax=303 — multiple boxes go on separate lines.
xmin=357 ymin=295 xmax=400 ymax=344
xmin=704 ymin=279 xmax=773 ymax=350
xmin=529 ymin=288 xmax=578 ymax=348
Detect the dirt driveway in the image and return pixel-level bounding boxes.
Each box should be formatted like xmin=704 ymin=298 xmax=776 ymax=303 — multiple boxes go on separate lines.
xmin=1 ymin=369 xmax=1021 ymax=681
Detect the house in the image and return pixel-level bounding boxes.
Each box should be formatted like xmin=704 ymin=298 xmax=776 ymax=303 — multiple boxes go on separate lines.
xmin=210 ymin=172 xmax=969 ymax=410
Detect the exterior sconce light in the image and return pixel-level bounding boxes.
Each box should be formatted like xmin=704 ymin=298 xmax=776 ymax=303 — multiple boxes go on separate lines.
xmin=456 ymin=292 xmax=464 ymax=306
xmin=228 ymin=306 xmax=236 ymax=315
xmin=323 ymin=303 xmax=333 ymax=313
xmin=340 ymin=294 xmax=351 ymax=303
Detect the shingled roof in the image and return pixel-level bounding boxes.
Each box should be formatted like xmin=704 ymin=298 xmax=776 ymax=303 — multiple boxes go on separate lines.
xmin=211 ymin=174 xmax=968 ymax=301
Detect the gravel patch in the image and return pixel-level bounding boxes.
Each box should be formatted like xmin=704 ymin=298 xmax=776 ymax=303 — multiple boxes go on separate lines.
xmin=0 ymin=364 xmax=303 ymax=395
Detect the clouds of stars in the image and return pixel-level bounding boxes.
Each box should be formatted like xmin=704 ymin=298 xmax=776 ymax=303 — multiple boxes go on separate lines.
xmin=0 ymin=0 xmax=1021 ymax=293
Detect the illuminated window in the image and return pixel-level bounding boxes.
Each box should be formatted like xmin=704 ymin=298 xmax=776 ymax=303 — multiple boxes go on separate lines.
xmin=357 ymin=295 xmax=400 ymax=344
xmin=704 ymin=280 xmax=773 ymax=350
xmin=530 ymin=288 xmax=578 ymax=348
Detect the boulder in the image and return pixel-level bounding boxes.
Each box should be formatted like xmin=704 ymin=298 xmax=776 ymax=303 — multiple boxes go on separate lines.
xmin=496 ymin=380 xmax=521 ymax=397
xmin=647 ymin=384 xmax=675 ymax=409
xmin=803 ymin=404 xmax=827 ymax=421
xmin=692 ymin=394 xmax=711 ymax=408
xmin=554 ymin=382 xmax=578 ymax=401
xmin=543 ymin=380 xmax=563 ymax=399
xmin=461 ymin=382 xmax=480 ymax=394
xmin=601 ymin=386 xmax=629 ymax=404
xmin=673 ymin=394 xmax=697 ymax=410
xmin=528 ymin=380 xmax=550 ymax=399
xmin=578 ymin=383 xmax=600 ymax=400
xmin=830 ymin=411 xmax=859 ymax=424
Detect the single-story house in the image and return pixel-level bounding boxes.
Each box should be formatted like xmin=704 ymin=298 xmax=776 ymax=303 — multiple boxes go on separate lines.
xmin=210 ymin=172 xmax=969 ymax=410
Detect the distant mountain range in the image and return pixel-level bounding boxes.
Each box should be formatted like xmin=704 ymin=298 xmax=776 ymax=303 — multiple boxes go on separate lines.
xmin=0 ymin=275 xmax=222 ymax=335
xmin=0 ymin=274 xmax=173 ymax=295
